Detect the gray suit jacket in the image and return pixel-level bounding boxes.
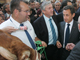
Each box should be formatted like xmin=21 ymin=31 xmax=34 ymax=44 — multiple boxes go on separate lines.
xmin=66 ymin=41 xmax=80 ymax=60
xmin=58 ymin=20 xmax=80 ymax=60
xmin=58 ymin=21 xmax=80 ymax=46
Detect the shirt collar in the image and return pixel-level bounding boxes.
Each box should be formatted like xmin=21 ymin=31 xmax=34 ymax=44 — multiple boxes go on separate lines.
xmin=10 ymin=16 xmax=20 ymax=28
xmin=43 ymin=14 xmax=52 ymax=21
xmin=65 ymin=19 xmax=74 ymax=26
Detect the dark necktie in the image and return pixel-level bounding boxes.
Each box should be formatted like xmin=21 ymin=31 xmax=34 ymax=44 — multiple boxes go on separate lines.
xmin=49 ymin=18 xmax=57 ymax=45
xmin=65 ymin=24 xmax=70 ymax=46
xmin=20 ymin=24 xmax=36 ymax=50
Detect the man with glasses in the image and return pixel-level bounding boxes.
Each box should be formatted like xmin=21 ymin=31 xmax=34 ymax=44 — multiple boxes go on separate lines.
xmin=0 ymin=0 xmax=47 ymax=50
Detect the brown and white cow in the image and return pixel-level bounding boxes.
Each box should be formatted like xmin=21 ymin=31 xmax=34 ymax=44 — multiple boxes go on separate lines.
xmin=0 ymin=30 xmax=41 ymax=60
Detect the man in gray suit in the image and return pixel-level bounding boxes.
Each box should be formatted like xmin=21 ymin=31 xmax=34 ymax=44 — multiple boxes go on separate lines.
xmin=66 ymin=16 xmax=80 ymax=60
xmin=56 ymin=5 xmax=80 ymax=60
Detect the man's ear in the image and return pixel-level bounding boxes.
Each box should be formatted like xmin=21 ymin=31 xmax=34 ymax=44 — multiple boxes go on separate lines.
xmin=42 ymin=10 xmax=45 ymax=14
xmin=13 ymin=9 xmax=19 ymax=17
xmin=72 ymin=13 xmax=75 ymax=18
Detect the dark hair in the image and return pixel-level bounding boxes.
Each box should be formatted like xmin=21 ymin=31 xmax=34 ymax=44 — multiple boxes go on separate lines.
xmin=63 ymin=5 xmax=75 ymax=14
xmin=61 ymin=0 xmax=72 ymax=9
xmin=29 ymin=1 xmax=35 ymax=5
xmin=10 ymin=0 xmax=28 ymax=14
xmin=73 ymin=3 xmax=77 ymax=7
xmin=37 ymin=9 xmax=41 ymax=17
xmin=3 ymin=3 xmax=9 ymax=13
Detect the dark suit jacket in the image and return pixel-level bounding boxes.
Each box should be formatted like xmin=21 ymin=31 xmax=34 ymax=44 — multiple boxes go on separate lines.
xmin=66 ymin=41 xmax=80 ymax=60
xmin=33 ymin=15 xmax=58 ymax=60
xmin=58 ymin=21 xmax=80 ymax=60
xmin=33 ymin=15 xmax=58 ymax=44
xmin=59 ymin=21 xmax=80 ymax=45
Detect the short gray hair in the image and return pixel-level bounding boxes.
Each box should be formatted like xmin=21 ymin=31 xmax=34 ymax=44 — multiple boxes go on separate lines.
xmin=55 ymin=1 xmax=61 ymax=5
xmin=40 ymin=1 xmax=51 ymax=10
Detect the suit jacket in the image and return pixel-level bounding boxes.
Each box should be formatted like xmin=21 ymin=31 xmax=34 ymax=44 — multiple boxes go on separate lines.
xmin=66 ymin=41 xmax=80 ymax=60
xmin=58 ymin=21 xmax=80 ymax=60
xmin=33 ymin=15 xmax=58 ymax=45
xmin=59 ymin=21 xmax=80 ymax=45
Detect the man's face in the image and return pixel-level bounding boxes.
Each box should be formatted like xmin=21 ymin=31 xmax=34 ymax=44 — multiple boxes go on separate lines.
xmin=0 ymin=11 xmax=5 ymax=20
xmin=18 ymin=2 xmax=30 ymax=22
xmin=35 ymin=2 xmax=40 ymax=9
xmin=42 ymin=4 xmax=53 ymax=18
xmin=5 ymin=5 xmax=10 ymax=12
xmin=30 ymin=2 xmax=35 ymax=9
xmin=55 ymin=2 xmax=61 ymax=11
xmin=63 ymin=9 xmax=75 ymax=23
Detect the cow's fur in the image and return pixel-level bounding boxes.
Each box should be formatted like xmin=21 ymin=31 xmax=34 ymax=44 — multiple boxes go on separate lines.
xmin=0 ymin=30 xmax=41 ymax=60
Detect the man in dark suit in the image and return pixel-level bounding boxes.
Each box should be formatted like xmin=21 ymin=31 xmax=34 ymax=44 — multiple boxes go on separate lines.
xmin=33 ymin=1 xmax=58 ymax=60
xmin=56 ymin=5 xmax=80 ymax=60
xmin=66 ymin=16 xmax=80 ymax=60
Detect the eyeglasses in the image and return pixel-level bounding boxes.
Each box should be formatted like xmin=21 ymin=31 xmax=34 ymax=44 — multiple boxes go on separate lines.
xmin=21 ymin=10 xmax=30 ymax=13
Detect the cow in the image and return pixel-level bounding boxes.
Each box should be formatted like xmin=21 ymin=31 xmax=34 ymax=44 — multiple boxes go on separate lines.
xmin=0 ymin=30 xmax=41 ymax=60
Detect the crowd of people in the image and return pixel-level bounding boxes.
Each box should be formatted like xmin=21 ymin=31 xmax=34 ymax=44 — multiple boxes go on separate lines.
xmin=0 ymin=0 xmax=80 ymax=60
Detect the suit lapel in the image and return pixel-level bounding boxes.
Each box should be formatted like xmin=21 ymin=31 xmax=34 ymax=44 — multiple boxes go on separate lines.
xmin=62 ymin=22 xmax=65 ymax=42
xmin=69 ymin=21 xmax=76 ymax=40
xmin=40 ymin=16 xmax=48 ymax=32
xmin=40 ymin=16 xmax=48 ymax=42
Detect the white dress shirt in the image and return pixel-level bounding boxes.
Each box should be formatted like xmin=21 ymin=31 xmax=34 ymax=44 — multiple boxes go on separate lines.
xmin=0 ymin=16 xmax=36 ymax=48
xmin=43 ymin=15 xmax=58 ymax=45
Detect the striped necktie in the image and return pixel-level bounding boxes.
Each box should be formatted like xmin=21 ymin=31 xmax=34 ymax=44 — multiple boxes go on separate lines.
xmin=49 ymin=18 xmax=57 ymax=45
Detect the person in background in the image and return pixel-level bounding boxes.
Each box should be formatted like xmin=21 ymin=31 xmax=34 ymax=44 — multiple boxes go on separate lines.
xmin=73 ymin=3 xmax=78 ymax=11
xmin=36 ymin=9 xmax=42 ymax=18
xmin=30 ymin=8 xmax=42 ymax=25
xmin=3 ymin=3 xmax=11 ymax=20
xmin=51 ymin=0 xmax=56 ymax=8
xmin=29 ymin=1 xmax=36 ymax=16
xmin=0 ymin=16 xmax=4 ymax=24
xmin=35 ymin=2 xmax=40 ymax=11
xmin=54 ymin=1 xmax=62 ymax=15
xmin=0 ymin=11 xmax=5 ymax=20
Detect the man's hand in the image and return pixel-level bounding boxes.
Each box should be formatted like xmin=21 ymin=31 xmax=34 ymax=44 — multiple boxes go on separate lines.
xmin=41 ymin=41 xmax=47 ymax=47
xmin=2 ymin=26 xmax=18 ymax=33
xmin=56 ymin=41 xmax=62 ymax=48
xmin=66 ymin=43 xmax=75 ymax=51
